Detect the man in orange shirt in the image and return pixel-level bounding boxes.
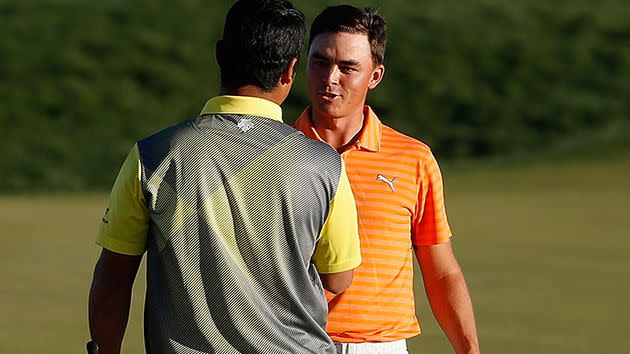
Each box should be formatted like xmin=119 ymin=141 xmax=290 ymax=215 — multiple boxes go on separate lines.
xmin=294 ymin=5 xmax=480 ymax=354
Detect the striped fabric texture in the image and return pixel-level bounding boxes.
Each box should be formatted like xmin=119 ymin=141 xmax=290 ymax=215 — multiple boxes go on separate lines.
xmin=98 ymin=96 xmax=361 ymax=353
xmin=295 ymin=106 xmax=452 ymax=342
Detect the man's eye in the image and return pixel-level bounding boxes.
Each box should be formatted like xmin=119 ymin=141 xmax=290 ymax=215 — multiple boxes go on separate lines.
xmin=340 ymin=67 xmax=355 ymax=73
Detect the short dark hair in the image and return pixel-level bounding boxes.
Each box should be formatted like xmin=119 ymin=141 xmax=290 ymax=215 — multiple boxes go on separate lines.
xmin=309 ymin=5 xmax=387 ymax=65
xmin=218 ymin=0 xmax=305 ymax=91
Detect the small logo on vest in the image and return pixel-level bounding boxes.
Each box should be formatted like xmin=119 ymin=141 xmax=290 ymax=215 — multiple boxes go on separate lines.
xmin=102 ymin=208 xmax=110 ymax=224
xmin=237 ymin=118 xmax=254 ymax=133
xmin=376 ymin=174 xmax=397 ymax=192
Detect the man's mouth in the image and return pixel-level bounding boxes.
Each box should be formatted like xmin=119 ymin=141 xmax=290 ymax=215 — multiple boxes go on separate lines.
xmin=318 ymin=91 xmax=341 ymax=101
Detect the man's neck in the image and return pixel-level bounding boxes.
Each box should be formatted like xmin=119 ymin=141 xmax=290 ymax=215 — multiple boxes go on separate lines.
xmin=311 ymin=107 xmax=365 ymax=152
xmin=220 ymin=85 xmax=285 ymax=106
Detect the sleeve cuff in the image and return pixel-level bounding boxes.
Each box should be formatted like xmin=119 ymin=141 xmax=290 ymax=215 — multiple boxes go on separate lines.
xmin=316 ymin=255 xmax=362 ymax=274
xmin=96 ymin=234 xmax=146 ymax=256
xmin=412 ymin=232 xmax=452 ymax=247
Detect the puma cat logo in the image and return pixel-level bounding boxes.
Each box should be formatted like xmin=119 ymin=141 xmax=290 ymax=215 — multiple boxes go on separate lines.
xmin=237 ymin=118 xmax=254 ymax=133
xmin=376 ymin=174 xmax=397 ymax=192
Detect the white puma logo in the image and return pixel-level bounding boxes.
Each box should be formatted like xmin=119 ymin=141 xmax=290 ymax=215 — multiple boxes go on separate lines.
xmin=237 ymin=118 xmax=254 ymax=133
xmin=376 ymin=174 xmax=397 ymax=192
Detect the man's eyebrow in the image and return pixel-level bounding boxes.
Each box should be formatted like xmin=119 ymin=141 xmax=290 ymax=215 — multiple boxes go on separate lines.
xmin=311 ymin=52 xmax=361 ymax=67
xmin=339 ymin=59 xmax=361 ymax=67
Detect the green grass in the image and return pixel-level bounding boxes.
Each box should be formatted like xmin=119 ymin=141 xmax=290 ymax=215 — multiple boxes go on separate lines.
xmin=1 ymin=159 xmax=629 ymax=353
xmin=410 ymin=159 xmax=630 ymax=353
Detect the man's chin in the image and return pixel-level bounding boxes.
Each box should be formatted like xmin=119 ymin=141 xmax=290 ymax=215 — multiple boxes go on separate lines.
xmin=313 ymin=103 xmax=342 ymax=118
xmin=317 ymin=111 xmax=341 ymax=120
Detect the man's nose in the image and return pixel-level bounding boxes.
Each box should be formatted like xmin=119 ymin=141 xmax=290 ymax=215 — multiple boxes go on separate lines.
xmin=325 ymin=65 xmax=340 ymax=86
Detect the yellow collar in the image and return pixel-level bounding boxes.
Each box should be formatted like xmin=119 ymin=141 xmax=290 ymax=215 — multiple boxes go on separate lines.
xmin=200 ymin=95 xmax=283 ymax=122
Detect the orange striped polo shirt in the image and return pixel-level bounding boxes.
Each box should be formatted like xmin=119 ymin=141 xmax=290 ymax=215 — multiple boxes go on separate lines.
xmin=294 ymin=106 xmax=452 ymax=342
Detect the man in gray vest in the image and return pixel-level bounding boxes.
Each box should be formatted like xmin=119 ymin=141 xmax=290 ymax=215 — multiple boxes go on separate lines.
xmin=87 ymin=1 xmax=361 ymax=353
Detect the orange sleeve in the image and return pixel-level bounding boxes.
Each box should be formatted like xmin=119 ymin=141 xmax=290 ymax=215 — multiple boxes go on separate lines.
xmin=411 ymin=149 xmax=452 ymax=246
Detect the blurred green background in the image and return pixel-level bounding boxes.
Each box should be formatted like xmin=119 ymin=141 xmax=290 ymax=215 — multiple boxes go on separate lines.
xmin=1 ymin=0 xmax=629 ymax=353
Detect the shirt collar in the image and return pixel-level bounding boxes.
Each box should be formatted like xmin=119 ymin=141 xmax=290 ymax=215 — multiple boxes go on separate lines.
xmin=294 ymin=106 xmax=382 ymax=152
xmin=200 ymin=95 xmax=283 ymax=122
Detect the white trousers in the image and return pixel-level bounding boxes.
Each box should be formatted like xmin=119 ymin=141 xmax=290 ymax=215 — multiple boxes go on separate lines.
xmin=334 ymin=340 xmax=409 ymax=354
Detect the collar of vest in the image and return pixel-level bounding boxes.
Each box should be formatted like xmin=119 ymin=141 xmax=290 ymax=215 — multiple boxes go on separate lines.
xmin=200 ymin=95 xmax=283 ymax=122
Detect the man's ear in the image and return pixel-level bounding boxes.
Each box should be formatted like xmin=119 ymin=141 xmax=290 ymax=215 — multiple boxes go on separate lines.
xmin=368 ymin=64 xmax=385 ymax=90
xmin=280 ymin=57 xmax=299 ymax=86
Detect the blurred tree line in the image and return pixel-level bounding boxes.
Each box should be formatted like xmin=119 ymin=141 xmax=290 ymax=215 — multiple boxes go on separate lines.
xmin=1 ymin=0 xmax=629 ymax=193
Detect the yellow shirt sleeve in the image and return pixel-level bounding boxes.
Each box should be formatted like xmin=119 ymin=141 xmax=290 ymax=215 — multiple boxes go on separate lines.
xmin=96 ymin=144 xmax=149 ymax=255
xmin=312 ymin=162 xmax=362 ymax=274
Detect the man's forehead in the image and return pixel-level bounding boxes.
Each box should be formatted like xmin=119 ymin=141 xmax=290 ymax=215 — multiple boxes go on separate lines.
xmin=309 ymin=32 xmax=371 ymax=60
xmin=311 ymin=31 xmax=370 ymax=46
